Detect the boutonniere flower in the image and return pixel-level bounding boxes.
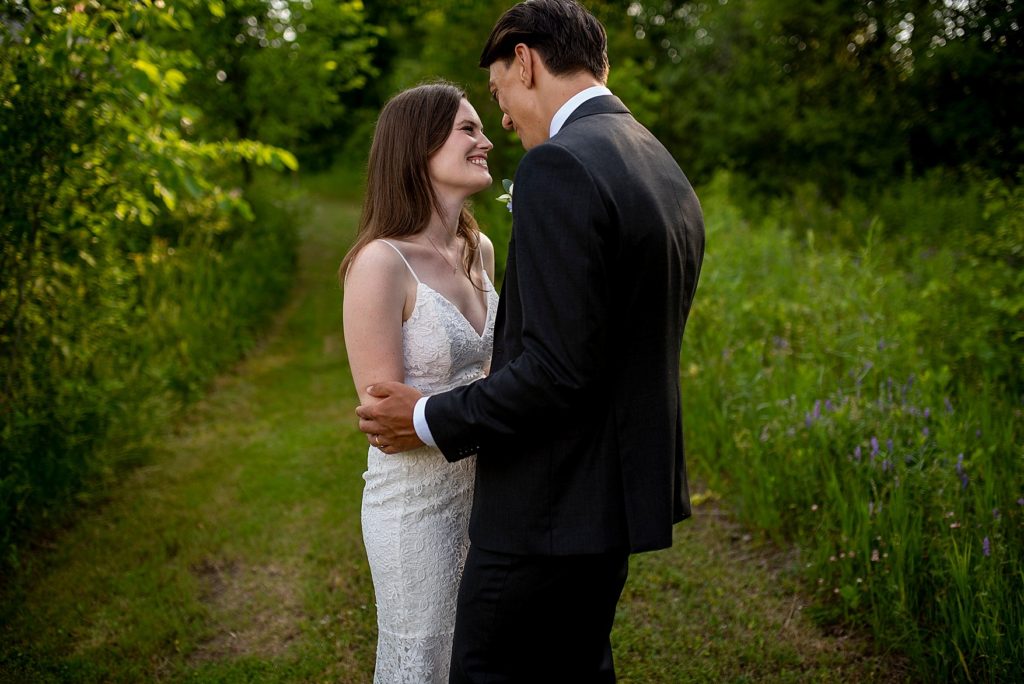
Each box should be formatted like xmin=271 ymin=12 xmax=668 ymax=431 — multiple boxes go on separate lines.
xmin=496 ymin=178 xmax=513 ymax=213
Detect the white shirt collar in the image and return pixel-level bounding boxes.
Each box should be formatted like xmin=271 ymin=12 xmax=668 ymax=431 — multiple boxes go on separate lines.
xmin=549 ymin=85 xmax=613 ymax=138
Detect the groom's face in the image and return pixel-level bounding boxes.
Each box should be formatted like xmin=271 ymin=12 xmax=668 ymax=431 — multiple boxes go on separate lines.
xmin=488 ymin=60 xmax=544 ymax=150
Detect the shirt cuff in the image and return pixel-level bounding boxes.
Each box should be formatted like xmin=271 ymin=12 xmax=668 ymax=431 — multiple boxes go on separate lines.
xmin=413 ymin=396 xmax=438 ymax=447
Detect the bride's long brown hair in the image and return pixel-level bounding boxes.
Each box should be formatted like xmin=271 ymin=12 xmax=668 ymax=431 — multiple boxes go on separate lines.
xmin=338 ymin=82 xmax=481 ymax=284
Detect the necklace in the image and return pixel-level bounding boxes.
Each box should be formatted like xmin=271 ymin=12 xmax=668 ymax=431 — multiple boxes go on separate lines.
xmin=425 ymin=233 xmax=461 ymax=275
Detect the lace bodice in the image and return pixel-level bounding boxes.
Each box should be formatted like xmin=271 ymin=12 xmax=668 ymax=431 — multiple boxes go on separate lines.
xmin=402 ymin=277 xmax=497 ymax=396
xmin=361 ymin=239 xmax=497 ymax=684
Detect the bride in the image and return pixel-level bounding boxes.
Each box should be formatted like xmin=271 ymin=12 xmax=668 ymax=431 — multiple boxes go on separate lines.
xmin=339 ymin=82 xmax=497 ymax=682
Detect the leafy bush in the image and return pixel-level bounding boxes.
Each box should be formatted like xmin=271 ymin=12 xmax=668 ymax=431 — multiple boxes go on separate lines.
xmin=0 ymin=2 xmax=301 ymax=568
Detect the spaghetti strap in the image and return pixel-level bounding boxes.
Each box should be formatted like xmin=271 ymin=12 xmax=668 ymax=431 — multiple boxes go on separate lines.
xmin=380 ymin=239 xmax=420 ymax=283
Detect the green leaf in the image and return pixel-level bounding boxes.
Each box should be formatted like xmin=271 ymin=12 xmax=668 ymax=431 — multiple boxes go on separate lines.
xmin=132 ymin=59 xmax=162 ymax=86
xmin=275 ymin=150 xmax=299 ymax=172
xmin=154 ymin=183 xmax=176 ymax=211
xmin=164 ymin=69 xmax=186 ymax=94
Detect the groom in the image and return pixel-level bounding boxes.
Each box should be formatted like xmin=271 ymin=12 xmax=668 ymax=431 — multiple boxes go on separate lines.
xmin=356 ymin=1 xmax=704 ymax=680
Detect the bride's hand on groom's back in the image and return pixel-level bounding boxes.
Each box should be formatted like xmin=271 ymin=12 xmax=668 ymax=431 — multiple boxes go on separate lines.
xmin=355 ymin=382 xmax=424 ymax=454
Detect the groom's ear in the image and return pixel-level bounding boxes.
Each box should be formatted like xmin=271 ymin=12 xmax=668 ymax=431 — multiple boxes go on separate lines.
xmin=513 ymin=43 xmax=537 ymax=89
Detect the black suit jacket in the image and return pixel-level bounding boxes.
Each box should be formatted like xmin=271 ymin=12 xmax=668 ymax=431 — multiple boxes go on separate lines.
xmin=426 ymin=95 xmax=704 ymax=555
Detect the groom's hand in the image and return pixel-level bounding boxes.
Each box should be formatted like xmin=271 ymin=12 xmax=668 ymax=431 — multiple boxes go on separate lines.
xmin=355 ymin=382 xmax=424 ymax=454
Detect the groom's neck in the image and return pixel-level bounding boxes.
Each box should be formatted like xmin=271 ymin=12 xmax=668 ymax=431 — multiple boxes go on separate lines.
xmin=537 ymin=71 xmax=605 ymax=131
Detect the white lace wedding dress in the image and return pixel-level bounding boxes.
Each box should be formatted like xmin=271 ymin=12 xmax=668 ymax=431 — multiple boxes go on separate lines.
xmin=361 ymin=239 xmax=498 ymax=683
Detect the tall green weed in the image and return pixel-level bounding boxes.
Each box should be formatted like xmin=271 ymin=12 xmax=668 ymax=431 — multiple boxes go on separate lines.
xmin=684 ymin=172 xmax=1023 ymax=681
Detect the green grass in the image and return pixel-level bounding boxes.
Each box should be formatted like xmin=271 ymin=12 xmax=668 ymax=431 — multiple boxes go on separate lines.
xmin=0 ymin=179 xmax=897 ymax=683
xmin=683 ymin=172 xmax=1023 ymax=681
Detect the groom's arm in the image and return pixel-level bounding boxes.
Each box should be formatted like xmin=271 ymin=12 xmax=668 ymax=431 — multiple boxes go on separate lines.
xmin=425 ymin=142 xmax=612 ymax=461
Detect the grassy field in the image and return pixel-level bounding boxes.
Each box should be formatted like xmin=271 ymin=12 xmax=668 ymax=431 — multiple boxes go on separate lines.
xmin=682 ymin=174 xmax=1023 ymax=681
xmin=0 ymin=185 xmax=899 ymax=683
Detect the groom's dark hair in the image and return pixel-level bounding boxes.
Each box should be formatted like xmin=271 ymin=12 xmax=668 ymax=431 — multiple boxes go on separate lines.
xmin=479 ymin=0 xmax=609 ymax=81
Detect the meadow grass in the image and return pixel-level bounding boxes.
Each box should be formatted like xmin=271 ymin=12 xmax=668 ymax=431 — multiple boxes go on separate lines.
xmin=684 ymin=173 xmax=1023 ymax=681
xmin=0 ymin=179 xmax=895 ymax=682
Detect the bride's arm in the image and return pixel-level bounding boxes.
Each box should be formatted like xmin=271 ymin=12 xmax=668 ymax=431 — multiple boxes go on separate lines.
xmin=342 ymin=241 xmax=413 ymax=407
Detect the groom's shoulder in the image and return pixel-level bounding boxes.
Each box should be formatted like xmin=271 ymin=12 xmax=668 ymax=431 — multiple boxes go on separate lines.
xmin=517 ymin=138 xmax=588 ymax=181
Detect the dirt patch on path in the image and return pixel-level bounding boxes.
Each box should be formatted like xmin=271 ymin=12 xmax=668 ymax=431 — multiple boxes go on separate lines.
xmin=188 ymin=557 xmax=305 ymax=663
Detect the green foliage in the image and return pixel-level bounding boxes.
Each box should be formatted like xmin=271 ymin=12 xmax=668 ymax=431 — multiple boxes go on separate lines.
xmin=338 ymin=1 xmax=1023 ymax=214
xmin=170 ymin=0 xmax=381 ymax=170
xmin=608 ymin=1 xmax=1023 ymax=193
xmin=684 ymin=172 xmax=1023 ymax=681
xmin=3 ymin=1 xmax=1022 ymax=679
xmin=0 ymin=1 xmax=304 ymax=567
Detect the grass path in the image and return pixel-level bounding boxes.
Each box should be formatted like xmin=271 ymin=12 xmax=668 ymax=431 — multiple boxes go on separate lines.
xmin=1 ymin=189 xmax=901 ymax=682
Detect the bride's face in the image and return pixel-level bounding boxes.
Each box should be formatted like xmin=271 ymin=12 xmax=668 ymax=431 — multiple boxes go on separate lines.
xmin=428 ymin=98 xmax=493 ymax=198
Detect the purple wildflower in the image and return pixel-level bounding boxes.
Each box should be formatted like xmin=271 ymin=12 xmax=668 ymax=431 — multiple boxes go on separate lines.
xmin=871 ymin=436 xmax=880 ymax=456
xmin=924 ymin=407 xmax=931 ymax=419
xmin=825 ymin=399 xmax=834 ymax=412
xmin=887 ymin=438 xmax=894 ymax=452
xmin=983 ymin=537 xmax=991 ymax=557
xmin=976 ymin=429 xmax=982 ymax=438
xmin=923 ymin=426 xmax=930 ymax=437
xmin=956 ymin=453 xmax=969 ymax=489
xmin=993 ymin=508 xmax=1000 ymax=520
xmin=813 ymin=400 xmax=822 ymax=420
xmin=882 ymin=459 xmax=892 ymax=472
xmin=854 ymin=445 xmax=862 ymax=462
xmin=805 ymin=413 xmax=813 ymax=428
xmin=878 ymin=339 xmax=887 ymax=350
xmin=1018 ymin=498 xmax=1024 ymax=506
xmin=944 ymin=397 xmax=954 ymax=414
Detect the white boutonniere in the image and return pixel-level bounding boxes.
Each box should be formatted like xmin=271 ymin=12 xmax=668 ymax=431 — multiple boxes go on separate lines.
xmin=496 ymin=178 xmax=513 ymax=212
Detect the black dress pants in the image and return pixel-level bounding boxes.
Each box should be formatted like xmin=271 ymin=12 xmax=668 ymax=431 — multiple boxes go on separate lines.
xmin=448 ymin=545 xmax=630 ymax=684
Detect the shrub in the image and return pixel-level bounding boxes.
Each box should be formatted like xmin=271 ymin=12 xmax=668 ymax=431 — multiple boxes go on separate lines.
xmin=0 ymin=2 xmax=299 ymax=568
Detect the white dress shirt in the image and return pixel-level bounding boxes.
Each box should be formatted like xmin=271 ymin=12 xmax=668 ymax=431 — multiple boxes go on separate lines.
xmin=413 ymin=86 xmax=614 ymax=448
xmin=549 ymin=85 xmax=612 ymax=137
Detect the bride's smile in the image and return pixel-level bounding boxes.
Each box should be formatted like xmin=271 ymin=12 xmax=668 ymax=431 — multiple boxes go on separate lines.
xmin=428 ymin=98 xmax=493 ymax=196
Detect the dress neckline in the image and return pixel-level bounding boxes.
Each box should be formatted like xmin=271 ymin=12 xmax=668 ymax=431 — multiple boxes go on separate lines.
xmin=409 ymin=270 xmax=495 ymax=339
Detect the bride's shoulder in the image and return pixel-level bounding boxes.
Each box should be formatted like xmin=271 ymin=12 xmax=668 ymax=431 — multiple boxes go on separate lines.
xmin=346 ymin=239 xmax=415 ymax=287
xmin=476 ymin=233 xmax=496 ymax=279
